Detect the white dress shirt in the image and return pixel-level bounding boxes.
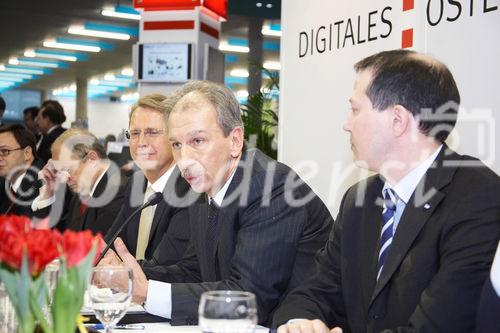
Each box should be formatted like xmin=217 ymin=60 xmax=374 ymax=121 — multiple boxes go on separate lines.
xmin=144 ymin=168 xmax=237 ymax=318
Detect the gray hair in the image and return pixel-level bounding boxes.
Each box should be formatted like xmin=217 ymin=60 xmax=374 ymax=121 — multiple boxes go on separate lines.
xmin=129 ymin=93 xmax=172 ymax=127
xmin=52 ymin=128 xmax=107 ymax=159
xmin=171 ymin=80 xmax=243 ymax=136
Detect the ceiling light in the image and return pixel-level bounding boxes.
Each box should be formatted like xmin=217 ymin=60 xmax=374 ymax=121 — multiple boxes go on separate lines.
xmin=8 ymin=58 xmax=19 ymax=65
xmin=121 ymin=68 xmax=134 ymax=76
xmin=266 ymin=3 xmax=273 ymax=8
xmin=70 ymin=84 xmax=77 ymax=91
xmin=263 ymin=61 xmax=281 ymax=70
xmin=230 ymin=69 xmax=250 ymax=78
xmin=0 ymin=82 xmax=15 ymax=87
xmin=0 ymin=72 xmax=33 ymax=79
xmin=256 ymin=2 xmax=263 ymax=7
xmin=90 ymin=79 xmax=100 ymax=85
xmin=2 ymin=66 xmax=45 ymax=75
xmin=68 ymin=25 xmax=130 ymax=40
xmin=219 ymin=42 xmax=249 ymax=53
xmin=104 ymin=73 xmax=116 ymax=81
xmin=262 ymin=26 xmax=282 ymax=37
xmin=101 ymin=6 xmax=141 ymax=20
xmin=24 ymin=50 xmax=78 ymax=62
xmin=0 ymin=77 xmax=24 ymax=83
xmin=43 ymin=40 xmax=101 ymax=52
xmin=10 ymin=58 xmax=63 ymax=68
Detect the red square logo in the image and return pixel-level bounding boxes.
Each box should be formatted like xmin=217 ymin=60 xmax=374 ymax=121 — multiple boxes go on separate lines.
xmin=403 ymin=0 xmax=414 ymax=11
xmin=402 ymin=29 xmax=414 ymax=48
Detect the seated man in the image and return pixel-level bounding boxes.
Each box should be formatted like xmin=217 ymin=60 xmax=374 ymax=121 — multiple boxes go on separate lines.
xmin=102 ymin=81 xmax=333 ymax=326
xmin=32 ymin=128 xmax=125 ymax=235
xmin=0 ymin=124 xmax=44 ymax=216
xmin=35 ymin=100 xmax=66 ymax=164
xmin=105 ymin=94 xmax=194 ymax=265
xmin=274 ymin=50 xmax=500 ymax=333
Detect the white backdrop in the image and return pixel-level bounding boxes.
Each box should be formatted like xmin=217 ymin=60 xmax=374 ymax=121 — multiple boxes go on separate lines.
xmin=279 ymin=0 xmax=500 ymax=215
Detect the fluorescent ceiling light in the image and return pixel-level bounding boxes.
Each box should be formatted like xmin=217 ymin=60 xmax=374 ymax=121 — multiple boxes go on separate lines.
xmin=263 ymin=61 xmax=281 ymax=70
xmin=43 ymin=40 xmax=100 ymax=52
xmin=262 ymin=27 xmax=282 ymax=37
xmin=101 ymin=7 xmax=141 ymax=20
xmin=121 ymin=92 xmax=139 ymax=102
xmin=9 ymin=57 xmax=61 ymax=68
xmin=68 ymin=25 xmax=130 ymax=40
xmin=90 ymin=79 xmax=100 ymax=85
xmin=219 ymin=42 xmax=249 ymax=53
xmin=0 ymin=72 xmax=33 ymax=79
xmin=0 ymin=82 xmax=15 ymax=87
xmin=121 ymin=68 xmax=134 ymax=76
xmin=2 ymin=67 xmax=45 ymax=75
xmin=230 ymin=69 xmax=249 ymax=78
xmin=24 ymin=50 xmax=78 ymax=62
xmin=0 ymin=76 xmax=24 ymax=83
xmin=104 ymin=73 xmax=115 ymax=81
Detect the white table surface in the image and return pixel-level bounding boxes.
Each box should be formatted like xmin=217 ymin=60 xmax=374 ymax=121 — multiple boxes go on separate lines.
xmin=96 ymin=323 xmax=269 ymax=332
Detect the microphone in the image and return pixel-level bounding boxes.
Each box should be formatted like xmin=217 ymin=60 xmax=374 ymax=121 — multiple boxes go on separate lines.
xmin=33 ymin=178 xmax=45 ymax=189
xmin=95 ymin=191 xmax=163 ymax=264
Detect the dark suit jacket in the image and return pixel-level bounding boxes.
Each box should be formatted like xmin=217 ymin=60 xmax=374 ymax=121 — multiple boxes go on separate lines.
xmin=37 ymin=165 xmax=125 ymax=236
xmin=272 ymin=147 xmax=500 ymax=333
xmin=0 ymin=159 xmax=44 ymax=217
xmin=36 ymin=126 xmax=66 ymax=164
xmin=105 ymin=166 xmax=194 ymax=266
xmin=476 ymin=273 xmax=500 ymax=332
xmin=142 ymin=148 xmax=333 ymax=326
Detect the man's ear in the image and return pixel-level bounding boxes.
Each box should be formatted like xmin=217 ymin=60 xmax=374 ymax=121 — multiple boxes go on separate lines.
xmin=23 ymin=146 xmax=33 ymax=162
xmin=391 ymin=105 xmax=411 ymax=138
xmin=86 ymin=150 xmax=99 ymax=161
xmin=229 ymin=126 xmax=244 ymax=158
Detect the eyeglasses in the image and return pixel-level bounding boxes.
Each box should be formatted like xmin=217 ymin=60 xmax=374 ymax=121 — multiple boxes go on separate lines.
xmin=0 ymin=147 xmax=24 ymax=157
xmin=125 ymin=128 xmax=165 ymax=140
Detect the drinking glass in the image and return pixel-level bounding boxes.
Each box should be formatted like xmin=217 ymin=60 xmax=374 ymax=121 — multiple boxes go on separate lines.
xmin=88 ymin=266 xmax=133 ymax=333
xmin=199 ymin=290 xmax=257 ymax=333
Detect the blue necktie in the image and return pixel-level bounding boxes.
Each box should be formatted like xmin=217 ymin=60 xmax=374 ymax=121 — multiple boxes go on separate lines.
xmin=377 ymin=188 xmax=397 ymax=280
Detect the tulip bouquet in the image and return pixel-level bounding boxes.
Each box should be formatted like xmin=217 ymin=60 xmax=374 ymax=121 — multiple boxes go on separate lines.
xmin=0 ymin=215 xmax=102 ymax=333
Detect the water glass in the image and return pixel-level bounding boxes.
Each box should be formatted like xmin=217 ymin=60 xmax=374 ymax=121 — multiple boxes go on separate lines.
xmin=0 ymin=283 xmax=17 ymax=333
xmin=199 ymin=290 xmax=257 ymax=333
xmin=88 ymin=266 xmax=133 ymax=333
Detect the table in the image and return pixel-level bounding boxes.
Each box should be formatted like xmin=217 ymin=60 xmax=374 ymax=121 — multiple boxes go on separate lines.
xmin=96 ymin=323 xmax=270 ymax=332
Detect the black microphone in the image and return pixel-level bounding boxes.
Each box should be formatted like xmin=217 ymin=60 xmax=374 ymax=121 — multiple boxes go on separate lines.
xmin=33 ymin=178 xmax=45 ymax=189
xmin=95 ymin=191 xmax=163 ymax=264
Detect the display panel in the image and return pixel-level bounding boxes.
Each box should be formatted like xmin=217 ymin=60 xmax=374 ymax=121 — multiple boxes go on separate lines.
xmin=138 ymin=43 xmax=192 ymax=82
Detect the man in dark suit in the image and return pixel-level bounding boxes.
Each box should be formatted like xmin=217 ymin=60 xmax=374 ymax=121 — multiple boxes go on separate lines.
xmin=102 ymin=81 xmax=333 ymax=326
xmin=23 ymin=106 xmax=41 ymax=141
xmin=476 ymin=242 xmax=500 ymax=333
xmin=102 ymin=94 xmax=194 ymax=265
xmin=0 ymin=97 xmax=5 ymax=127
xmin=0 ymin=124 xmax=44 ymax=216
xmin=35 ymin=100 xmax=66 ymax=164
xmin=32 ymin=128 xmax=124 ymax=235
xmin=274 ymin=50 xmax=500 ymax=333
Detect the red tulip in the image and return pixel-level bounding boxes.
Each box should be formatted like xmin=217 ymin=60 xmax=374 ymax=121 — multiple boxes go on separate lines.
xmin=59 ymin=230 xmax=103 ymax=268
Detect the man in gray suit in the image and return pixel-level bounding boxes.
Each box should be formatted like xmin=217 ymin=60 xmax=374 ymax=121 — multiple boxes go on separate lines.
xmin=103 ymin=80 xmax=333 ymax=326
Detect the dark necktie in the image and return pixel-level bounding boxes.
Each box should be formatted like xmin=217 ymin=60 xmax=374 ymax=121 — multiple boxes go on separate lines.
xmin=206 ymin=200 xmax=220 ymax=276
xmin=377 ymin=188 xmax=398 ymax=280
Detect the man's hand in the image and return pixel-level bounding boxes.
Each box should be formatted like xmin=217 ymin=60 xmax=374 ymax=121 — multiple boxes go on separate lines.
xmin=277 ymin=319 xmax=343 ymax=333
xmin=113 ymin=237 xmax=149 ymax=304
xmin=37 ymin=159 xmax=59 ymax=199
xmin=97 ymin=248 xmax=123 ymax=266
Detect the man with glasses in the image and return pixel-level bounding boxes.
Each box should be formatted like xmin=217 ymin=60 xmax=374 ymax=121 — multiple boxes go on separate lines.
xmin=103 ymin=94 xmax=194 ymax=266
xmin=32 ymin=128 xmax=125 ymax=235
xmin=0 ymin=124 xmax=44 ymax=216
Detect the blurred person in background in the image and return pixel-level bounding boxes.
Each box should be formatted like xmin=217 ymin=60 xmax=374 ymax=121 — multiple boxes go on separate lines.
xmin=35 ymin=100 xmax=66 ymax=164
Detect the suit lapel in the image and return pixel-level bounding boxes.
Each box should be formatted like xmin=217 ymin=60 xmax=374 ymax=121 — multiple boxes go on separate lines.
xmin=369 ymin=147 xmax=459 ymax=306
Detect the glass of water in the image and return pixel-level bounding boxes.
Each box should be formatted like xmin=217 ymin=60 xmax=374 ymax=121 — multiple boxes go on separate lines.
xmin=88 ymin=266 xmax=133 ymax=333
xmin=199 ymin=290 xmax=257 ymax=333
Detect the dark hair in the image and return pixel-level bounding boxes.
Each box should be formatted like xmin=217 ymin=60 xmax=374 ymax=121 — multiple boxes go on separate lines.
xmin=0 ymin=124 xmax=37 ymax=159
xmin=354 ymin=49 xmax=460 ymax=143
xmin=41 ymin=100 xmax=66 ymax=125
xmin=23 ymin=106 xmax=39 ymax=119
xmin=0 ymin=97 xmax=5 ymax=111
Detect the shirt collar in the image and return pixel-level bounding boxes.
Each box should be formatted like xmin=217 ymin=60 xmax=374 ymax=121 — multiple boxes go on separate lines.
xmin=11 ymin=172 xmax=26 ymax=193
xmin=47 ymin=125 xmax=59 ymax=134
xmin=209 ymin=168 xmax=237 ymax=207
xmin=383 ymin=145 xmax=443 ymax=204
xmin=148 ymin=164 xmax=175 ymax=193
xmin=90 ymin=164 xmax=110 ymax=197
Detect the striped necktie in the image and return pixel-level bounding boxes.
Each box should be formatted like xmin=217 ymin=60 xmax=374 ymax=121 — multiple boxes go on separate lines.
xmin=377 ymin=188 xmax=397 ymax=280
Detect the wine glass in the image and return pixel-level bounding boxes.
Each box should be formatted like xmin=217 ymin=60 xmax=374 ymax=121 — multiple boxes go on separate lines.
xmin=199 ymin=290 xmax=257 ymax=333
xmin=88 ymin=266 xmax=133 ymax=333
